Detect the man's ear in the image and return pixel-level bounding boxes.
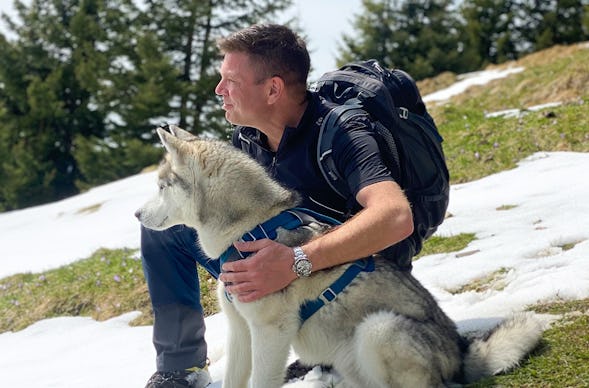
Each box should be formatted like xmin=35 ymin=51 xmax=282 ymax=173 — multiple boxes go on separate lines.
xmin=267 ymin=76 xmax=285 ymax=104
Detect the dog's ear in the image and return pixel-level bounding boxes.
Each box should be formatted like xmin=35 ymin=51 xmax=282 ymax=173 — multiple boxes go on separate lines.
xmin=157 ymin=127 xmax=184 ymax=161
xmin=168 ymin=125 xmax=197 ymax=141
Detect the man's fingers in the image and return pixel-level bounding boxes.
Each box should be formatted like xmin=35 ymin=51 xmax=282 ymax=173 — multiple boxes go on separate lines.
xmin=219 ymin=268 xmax=249 ymax=283
xmin=233 ymin=239 xmax=271 ymax=252
xmin=224 ymin=281 xmax=250 ymax=294
xmin=224 ymin=282 xmax=266 ymax=302
xmin=221 ymin=255 xmax=258 ymax=274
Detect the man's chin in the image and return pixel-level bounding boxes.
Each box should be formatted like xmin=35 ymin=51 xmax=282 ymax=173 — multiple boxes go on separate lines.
xmin=225 ymin=112 xmax=243 ymax=126
xmin=225 ymin=116 xmax=236 ymax=125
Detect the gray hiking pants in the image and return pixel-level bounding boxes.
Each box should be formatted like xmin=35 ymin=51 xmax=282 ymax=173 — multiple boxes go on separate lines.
xmin=140 ymin=225 xmax=220 ymax=371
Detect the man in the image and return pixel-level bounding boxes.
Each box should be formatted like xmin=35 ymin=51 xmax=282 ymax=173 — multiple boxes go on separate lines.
xmin=142 ymin=24 xmax=414 ymax=388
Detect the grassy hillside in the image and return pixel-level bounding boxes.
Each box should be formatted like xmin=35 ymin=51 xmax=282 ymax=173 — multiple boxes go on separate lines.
xmin=1 ymin=42 xmax=588 ymax=386
xmin=420 ymin=42 xmax=589 ymax=183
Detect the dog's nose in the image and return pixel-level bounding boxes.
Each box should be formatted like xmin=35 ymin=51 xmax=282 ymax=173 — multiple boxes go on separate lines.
xmin=134 ymin=209 xmax=141 ymax=219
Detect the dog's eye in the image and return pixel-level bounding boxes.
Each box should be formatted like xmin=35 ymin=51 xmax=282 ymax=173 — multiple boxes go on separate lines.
xmin=158 ymin=183 xmax=166 ymax=190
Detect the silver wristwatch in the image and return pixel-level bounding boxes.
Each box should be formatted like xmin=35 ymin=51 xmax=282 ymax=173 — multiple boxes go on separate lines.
xmin=292 ymin=246 xmax=312 ymax=277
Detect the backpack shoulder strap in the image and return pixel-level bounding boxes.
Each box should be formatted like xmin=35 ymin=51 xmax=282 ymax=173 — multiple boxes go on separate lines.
xmin=317 ymin=100 xmax=366 ymax=199
xmin=233 ymin=126 xmax=253 ymax=150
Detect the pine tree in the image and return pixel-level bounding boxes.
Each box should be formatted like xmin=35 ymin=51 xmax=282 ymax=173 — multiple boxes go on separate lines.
xmin=337 ymin=0 xmax=466 ymax=80
xmin=0 ymin=0 xmax=167 ymax=209
xmin=0 ymin=0 xmax=122 ymax=209
xmin=0 ymin=0 xmax=292 ymax=210
xmin=516 ymin=0 xmax=589 ymax=51
xmin=460 ymin=0 xmax=519 ymax=66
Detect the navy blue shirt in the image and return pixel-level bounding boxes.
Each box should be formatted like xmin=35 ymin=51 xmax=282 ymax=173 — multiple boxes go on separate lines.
xmin=232 ymin=91 xmax=394 ymax=223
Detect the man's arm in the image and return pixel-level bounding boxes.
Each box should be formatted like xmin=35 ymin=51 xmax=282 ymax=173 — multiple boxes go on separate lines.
xmin=219 ymin=180 xmax=413 ymax=302
xmin=301 ymin=180 xmax=413 ymax=271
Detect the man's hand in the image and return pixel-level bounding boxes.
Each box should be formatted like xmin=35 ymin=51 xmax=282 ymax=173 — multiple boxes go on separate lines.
xmin=219 ymin=239 xmax=297 ymax=303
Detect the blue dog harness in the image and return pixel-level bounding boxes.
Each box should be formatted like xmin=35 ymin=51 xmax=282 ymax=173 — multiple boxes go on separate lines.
xmin=299 ymin=256 xmax=375 ymax=321
xmin=218 ymin=207 xmax=375 ymax=323
xmin=218 ymin=207 xmax=339 ymax=266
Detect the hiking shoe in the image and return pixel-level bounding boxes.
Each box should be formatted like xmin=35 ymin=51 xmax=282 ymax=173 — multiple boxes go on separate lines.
xmin=144 ymin=366 xmax=211 ymax=388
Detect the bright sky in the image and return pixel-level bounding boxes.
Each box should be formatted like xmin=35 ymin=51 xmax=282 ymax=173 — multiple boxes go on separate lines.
xmin=280 ymin=0 xmax=362 ymax=80
xmin=1 ymin=67 xmax=588 ymax=386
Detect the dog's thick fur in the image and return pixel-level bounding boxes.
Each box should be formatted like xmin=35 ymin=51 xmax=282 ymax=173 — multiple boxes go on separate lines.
xmin=136 ymin=126 xmax=544 ymax=388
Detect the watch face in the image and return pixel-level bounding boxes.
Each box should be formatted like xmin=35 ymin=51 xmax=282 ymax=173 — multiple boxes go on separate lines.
xmin=296 ymin=260 xmax=312 ymax=276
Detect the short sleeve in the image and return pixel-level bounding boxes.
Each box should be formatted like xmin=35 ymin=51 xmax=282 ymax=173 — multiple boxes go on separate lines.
xmin=331 ymin=114 xmax=395 ymax=199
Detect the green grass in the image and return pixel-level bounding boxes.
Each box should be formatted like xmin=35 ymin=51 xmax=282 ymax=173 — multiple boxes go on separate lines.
xmin=0 ymin=248 xmax=150 ymax=332
xmin=496 ymin=204 xmax=518 ymax=211
xmin=449 ymin=267 xmax=510 ymax=294
xmin=424 ymin=44 xmax=589 ymax=184
xmin=0 ymin=248 xmax=217 ymax=332
xmin=415 ymin=232 xmax=477 ymax=259
xmin=436 ymin=101 xmax=589 ymax=183
xmin=469 ymin=298 xmax=589 ymax=387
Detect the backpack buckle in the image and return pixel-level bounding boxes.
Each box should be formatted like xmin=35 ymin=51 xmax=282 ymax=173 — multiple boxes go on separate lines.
xmin=399 ymin=107 xmax=409 ymax=120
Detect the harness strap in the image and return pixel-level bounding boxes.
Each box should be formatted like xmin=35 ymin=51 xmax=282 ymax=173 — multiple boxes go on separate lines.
xmin=219 ymin=207 xmax=341 ymax=303
xmin=299 ymin=257 xmax=375 ymax=322
xmin=219 ymin=208 xmax=341 ymax=266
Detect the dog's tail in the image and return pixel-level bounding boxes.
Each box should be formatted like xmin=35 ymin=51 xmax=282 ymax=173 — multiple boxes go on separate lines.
xmin=462 ymin=312 xmax=544 ymax=383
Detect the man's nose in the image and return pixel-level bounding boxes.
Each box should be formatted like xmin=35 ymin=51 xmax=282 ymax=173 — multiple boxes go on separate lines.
xmin=214 ymin=79 xmax=225 ymax=95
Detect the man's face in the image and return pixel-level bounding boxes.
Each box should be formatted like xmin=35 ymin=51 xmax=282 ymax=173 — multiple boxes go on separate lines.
xmin=215 ymin=52 xmax=271 ymax=127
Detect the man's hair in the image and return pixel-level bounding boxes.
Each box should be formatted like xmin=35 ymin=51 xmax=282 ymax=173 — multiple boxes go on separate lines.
xmin=218 ymin=24 xmax=310 ymax=93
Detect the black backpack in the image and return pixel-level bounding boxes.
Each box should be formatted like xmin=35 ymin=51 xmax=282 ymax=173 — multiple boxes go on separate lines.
xmin=313 ymin=60 xmax=450 ymax=258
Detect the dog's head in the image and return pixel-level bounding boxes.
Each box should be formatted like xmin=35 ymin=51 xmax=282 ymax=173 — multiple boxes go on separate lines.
xmin=134 ymin=125 xmax=204 ymax=231
xmin=135 ymin=125 xmax=299 ymax=257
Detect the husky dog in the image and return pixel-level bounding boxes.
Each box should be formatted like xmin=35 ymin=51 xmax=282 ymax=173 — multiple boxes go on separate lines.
xmin=136 ymin=125 xmax=543 ymax=388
